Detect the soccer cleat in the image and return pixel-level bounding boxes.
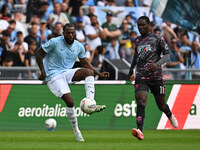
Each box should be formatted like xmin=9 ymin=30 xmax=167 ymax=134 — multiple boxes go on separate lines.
xmin=88 ymin=105 xmax=106 ymax=115
xmin=74 ymin=128 xmax=84 ymax=142
xmin=169 ymin=114 xmax=178 ymax=128
xmin=131 ymin=128 xmax=144 ymax=140
xmin=95 ymin=105 xmax=106 ymax=112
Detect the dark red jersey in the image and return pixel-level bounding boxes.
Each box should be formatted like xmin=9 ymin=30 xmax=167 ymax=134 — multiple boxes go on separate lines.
xmin=134 ymin=33 xmax=169 ymax=80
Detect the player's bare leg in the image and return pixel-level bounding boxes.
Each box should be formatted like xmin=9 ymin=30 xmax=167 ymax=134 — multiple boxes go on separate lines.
xmin=62 ymin=93 xmax=84 ymax=142
xmin=155 ymin=96 xmax=178 ymax=128
xmin=73 ymin=69 xmax=106 ymax=114
xmin=132 ymin=92 xmax=147 ymax=140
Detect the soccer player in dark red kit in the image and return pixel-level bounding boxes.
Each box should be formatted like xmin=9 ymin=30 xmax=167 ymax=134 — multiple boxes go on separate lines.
xmin=129 ymin=16 xmax=178 ymax=140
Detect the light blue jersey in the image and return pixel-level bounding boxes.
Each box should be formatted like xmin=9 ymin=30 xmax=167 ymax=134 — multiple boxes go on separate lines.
xmin=42 ymin=36 xmax=85 ymax=81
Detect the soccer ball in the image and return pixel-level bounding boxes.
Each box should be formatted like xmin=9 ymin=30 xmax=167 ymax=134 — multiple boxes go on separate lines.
xmin=80 ymin=97 xmax=96 ymax=114
xmin=45 ymin=118 xmax=57 ymax=130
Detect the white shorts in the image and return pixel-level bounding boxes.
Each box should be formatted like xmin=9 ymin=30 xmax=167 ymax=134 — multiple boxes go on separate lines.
xmin=47 ymin=68 xmax=80 ymax=98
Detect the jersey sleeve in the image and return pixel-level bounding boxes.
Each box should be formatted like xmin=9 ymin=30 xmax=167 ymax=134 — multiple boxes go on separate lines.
xmin=42 ymin=39 xmax=56 ymax=53
xmin=159 ymin=36 xmax=170 ymax=55
xmin=78 ymin=43 xmax=86 ymax=58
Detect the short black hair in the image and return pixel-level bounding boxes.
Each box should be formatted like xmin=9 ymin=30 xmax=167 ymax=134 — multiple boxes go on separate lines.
xmin=4 ymin=56 xmax=13 ymax=63
xmin=40 ymin=1 xmax=49 ymax=6
xmin=8 ymin=19 xmax=16 ymax=25
xmin=17 ymin=31 xmax=23 ymax=36
xmin=96 ymin=45 xmax=105 ymax=54
xmin=154 ymin=27 xmax=161 ymax=32
xmin=2 ymin=30 xmax=10 ymax=37
xmin=138 ymin=16 xmax=150 ymax=24
xmin=63 ymin=23 xmax=74 ymax=31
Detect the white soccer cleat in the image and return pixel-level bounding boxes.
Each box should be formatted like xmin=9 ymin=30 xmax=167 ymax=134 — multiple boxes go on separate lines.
xmin=74 ymin=129 xmax=84 ymax=142
xmin=169 ymin=114 xmax=178 ymax=128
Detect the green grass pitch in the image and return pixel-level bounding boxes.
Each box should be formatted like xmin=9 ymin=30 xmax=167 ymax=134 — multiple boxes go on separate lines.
xmin=0 ymin=130 xmax=199 ymax=150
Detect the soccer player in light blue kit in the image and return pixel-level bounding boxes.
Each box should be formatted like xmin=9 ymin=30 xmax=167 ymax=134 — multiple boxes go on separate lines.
xmin=35 ymin=23 xmax=109 ymax=142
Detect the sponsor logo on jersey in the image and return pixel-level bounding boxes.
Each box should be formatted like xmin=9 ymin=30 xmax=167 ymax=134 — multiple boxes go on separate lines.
xmin=137 ymin=45 xmax=151 ymax=58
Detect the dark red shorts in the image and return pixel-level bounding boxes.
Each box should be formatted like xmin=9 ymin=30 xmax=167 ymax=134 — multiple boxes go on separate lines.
xmin=134 ymin=79 xmax=165 ymax=96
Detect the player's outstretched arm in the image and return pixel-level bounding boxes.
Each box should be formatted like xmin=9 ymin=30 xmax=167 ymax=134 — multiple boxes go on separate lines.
xmin=35 ymin=47 xmax=47 ymax=80
xmin=79 ymin=58 xmax=110 ymax=79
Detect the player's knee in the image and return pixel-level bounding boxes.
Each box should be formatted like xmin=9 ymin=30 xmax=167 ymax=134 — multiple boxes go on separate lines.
xmin=83 ymin=68 xmax=94 ymax=77
xmin=61 ymin=94 xmax=74 ymax=107
xmin=137 ymin=98 xmax=146 ymax=107
xmin=87 ymin=69 xmax=94 ymax=76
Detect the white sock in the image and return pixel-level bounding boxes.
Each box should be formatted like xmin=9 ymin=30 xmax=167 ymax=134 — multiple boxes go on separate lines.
xmin=66 ymin=107 xmax=78 ymax=131
xmin=85 ymin=76 xmax=95 ymax=100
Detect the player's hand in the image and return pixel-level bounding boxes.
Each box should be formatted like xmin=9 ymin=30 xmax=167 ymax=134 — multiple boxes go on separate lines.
xmin=38 ymin=72 xmax=46 ymax=80
xmin=99 ymin=72 xmax=110 ymax=79
xmin=147 ymin=62 xmax=159 ymax=71
xmin=129 ymin=74 xmax=135 ymax=82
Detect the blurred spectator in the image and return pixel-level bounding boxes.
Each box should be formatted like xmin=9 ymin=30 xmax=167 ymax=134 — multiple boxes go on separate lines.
xmin=85 ymin=0 xmax=95 ymax=6
xmin=7 ymin=19 xmax=17 ymax=43
xmin=180 ymin=33 xmax=192 ymax=79
xmin=125 ymin=37 xmax=135 ymax=63
xmin=84 ymin=43 xmax=92 ymax=62
xmin=161 ymin=20 xmax=177 ymax=46
xmin=91 ymin=45 xmax=106 ymax=68
xmin=0 ymin=30 xmax=11 ymax=65
xmin=82 ymin=6 xmax=100 ymax=26
xmin=49 ymin=22 xmax=63 ymax=38
xmin=129 ymin=30 xmax=137 ymax=39
xmin=13 ymin=10 xmax=27 ymax=37
xmin=39 ymin=20 xmax=52 ymax=44
xmin=125 ymin=14 xmax=134 ymax=32
xmin=26 ymin=0 xmax=41 ymax=23
xmin=0 ymin=18 xmax=9 ymax=34
xmin=75 ymin=16 xmax=86 ymax=44
xmin=2 ymin=55 xmax=13 ymax=66
xmin=142 ymin=0 xmax=153 ymax=7
xmin=24 ymin=22 xmax=41 ymax=50
xmin=106 ymin=37 xmax=120 ymax=59
xmin=0 ymin=0 xmax=13 ymax=14
xmin=61 ymin=2 xmax=72 ymax=23
xmin=114 ymin=0 xmax=126 ymax=6
xmin=166 ymin=37 xmax=184 ymax=79
xmin=102 ymin=11 xmax=121 ymax=46
xmin=48 ymin=2 xmax=70 ymax=29
xmin=180 ymin=33 xmax=192 ymax=53
xmin=68 ymin=0 xmax=83 ymax=23
xmin=125 ymin=0 xmax=134 ymax=7
xmin=1 ymin=55 xmax=20 ymax=79
xmin=11 ymin=31 xmax=28 ymax=55
xmin=37 ymin=1 xmax=50 ymax=22
xmin=0 ymin=3 xmax=11 ymax=21
xmin=154 ymin=27 xmax=161 ymax=35
xmin=106 ymin=0 xmax=117 ymax=6
xmin=24 ymin=40 xmax=38 ymax=79
xmin=149 ymin=21 xmax=155 ymax=33
xmin=97 ymin=0 xmax=106 ymax=6
xmin=85 ymin=14 xmax=106 ymax=50
xmin=119 ymin=19 xmax=130 ymax=59
xmin=189 ymin=41 xmax=200 ymax=79
xmin=14 ymin=0 xmax=27 ymax=4
xmin=173 ymin=27 xmax=186 ymax=47
xmin=10 ymin=41 xmax=25 ymax=66
xmin=28 ymin=15 xmax=40 ymax=26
